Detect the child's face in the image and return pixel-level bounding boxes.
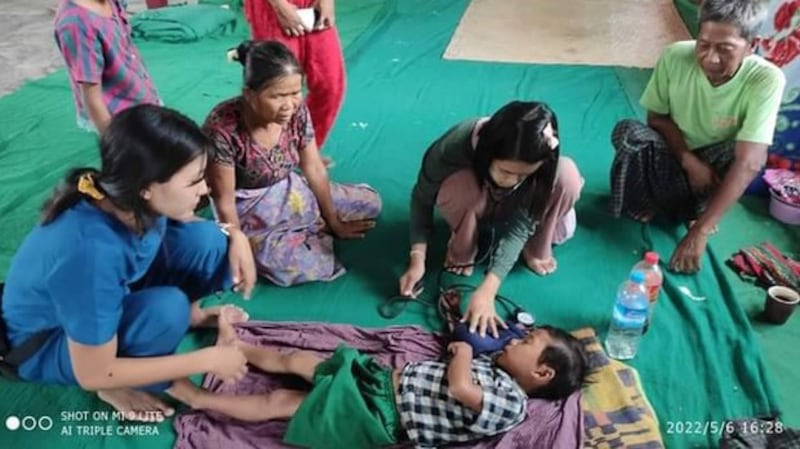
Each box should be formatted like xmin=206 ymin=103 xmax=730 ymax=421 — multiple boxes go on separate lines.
xmin=495 ymin=328 xmax=555 ymax=391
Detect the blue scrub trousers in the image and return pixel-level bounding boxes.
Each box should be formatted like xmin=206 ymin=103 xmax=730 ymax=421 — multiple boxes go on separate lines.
xmin=20 ymin=220 xmax=232 ymax=391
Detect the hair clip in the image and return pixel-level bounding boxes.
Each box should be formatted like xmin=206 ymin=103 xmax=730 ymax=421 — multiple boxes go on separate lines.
xmin=77 ymin=173 xmax=105 ymax=200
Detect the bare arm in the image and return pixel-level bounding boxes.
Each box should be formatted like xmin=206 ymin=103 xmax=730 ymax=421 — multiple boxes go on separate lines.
xmin=648 ymin=111 xmax=718 ymax=196
xmin=68 ymin=337 xmax=218 ymax=391
xmin=647 ymin=111 xmax=692 ymax=165
xmin=298 ymin=140 xmax=339 ymax=224
xmin=207 ymin=162 xmax=241 ymax=228
xmin=80 ymin=82 xmax=112 ymax=134
xmin=691 ymin=141 xmax=766 ymax=233
xmin=446 ymin=343 xmax=483 ymax=412
xmin=669 ymin=141 xmax=767 ymax=272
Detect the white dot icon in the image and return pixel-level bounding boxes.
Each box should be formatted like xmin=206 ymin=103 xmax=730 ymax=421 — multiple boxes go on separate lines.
xmin=5 ymin=416 xmax=20 ymax=431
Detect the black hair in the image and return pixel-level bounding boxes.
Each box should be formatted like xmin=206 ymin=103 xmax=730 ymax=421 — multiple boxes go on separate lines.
xmin=230 ymin=40 xmax=303 ymax=92
xmin=529 ymin=325 xmax=591 ymax=400
xmin=473 ymin=101 xmax=560 ymax=222
xmin=41 ymin=104 xmax=212 ymax=230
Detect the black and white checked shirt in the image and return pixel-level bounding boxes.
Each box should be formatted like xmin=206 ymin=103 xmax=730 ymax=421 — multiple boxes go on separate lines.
xmin=397 ymin=357 xmax=527 ymax=448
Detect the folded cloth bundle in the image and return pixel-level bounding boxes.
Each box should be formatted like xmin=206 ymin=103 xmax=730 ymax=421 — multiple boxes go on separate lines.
xmin=728 ymin=242 xmax=800 ymax=291
xmin=130 ymin=5 xmax=237 ymax=43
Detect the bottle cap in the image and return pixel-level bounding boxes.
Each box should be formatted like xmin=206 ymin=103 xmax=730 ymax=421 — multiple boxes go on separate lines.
xmin=630 ymin=271 xmax=645 ymax=284
xmin=644 ymin=251 xmax=659 ymax=265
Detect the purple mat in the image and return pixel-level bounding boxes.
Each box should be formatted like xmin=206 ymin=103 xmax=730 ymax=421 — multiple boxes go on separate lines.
xmin=173 ymin=322 xmax=584 ymax=449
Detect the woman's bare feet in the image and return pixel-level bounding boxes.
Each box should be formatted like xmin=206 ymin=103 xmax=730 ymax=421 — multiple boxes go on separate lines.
xmin=190 ymin=303 xmax=249 ymax=328
xmin=97 ymin=389 xmax=174 ymax=422
xmin=444 ymin=253 xmax=474 ymax=276
xmin=526 ymin=256 xmax=558 ymax=276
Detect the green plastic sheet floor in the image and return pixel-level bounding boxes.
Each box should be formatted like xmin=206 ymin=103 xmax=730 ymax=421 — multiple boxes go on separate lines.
xmin=0 ymin=1 xmax=797 ymax=448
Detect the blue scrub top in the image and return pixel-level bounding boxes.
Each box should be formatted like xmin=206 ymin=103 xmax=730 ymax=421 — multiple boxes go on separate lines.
xmin=2 ymin=200 xmax=166 ymax=348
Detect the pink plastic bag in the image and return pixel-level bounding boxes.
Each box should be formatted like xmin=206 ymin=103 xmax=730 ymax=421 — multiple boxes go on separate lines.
xmin=764 ymin=169 xmax=800 ymax=205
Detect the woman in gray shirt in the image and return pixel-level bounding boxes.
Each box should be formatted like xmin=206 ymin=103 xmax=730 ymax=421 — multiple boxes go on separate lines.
xmin=398 ymin=101 xmax=583 ymax=337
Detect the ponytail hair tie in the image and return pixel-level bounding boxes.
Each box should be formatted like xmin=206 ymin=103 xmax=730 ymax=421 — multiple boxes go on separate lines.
xmin=77 ymin=173 xmax=105 ymax=200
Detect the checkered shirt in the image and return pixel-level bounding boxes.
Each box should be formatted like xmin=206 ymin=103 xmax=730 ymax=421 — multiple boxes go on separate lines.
xmin=397 ymin=357 xmax=527 ymax=448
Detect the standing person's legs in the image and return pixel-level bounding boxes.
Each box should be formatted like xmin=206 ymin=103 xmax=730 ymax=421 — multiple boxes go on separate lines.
xmin=435 ymin=169 xmax=489 ymax=276
xmin=610 ymin=119 xmax=696 ymax=222
xmin=302 ymin=27 xmax=346 ymax=148
xmin=522 ymin=157 xmax=583 ymax=275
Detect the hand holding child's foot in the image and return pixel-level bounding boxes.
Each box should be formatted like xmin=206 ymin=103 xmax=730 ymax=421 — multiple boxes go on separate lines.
xmin=216 ymin=307 xmax=241 ymax=346
xmin=190 ymin=303 xmax=249 ymax=328
xmin=526 ymin=257 xmax=558 ymax=276
xmin=210 ymin=318 xmax=248 ymax=384
xmin=97 ymin=389 xmax=174 ymax=422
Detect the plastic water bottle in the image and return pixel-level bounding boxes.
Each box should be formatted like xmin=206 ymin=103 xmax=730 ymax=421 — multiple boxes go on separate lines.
xmin=605 ymin=271 xmax=649 ymax=360
xmin=631 ymin=252 xmax=663 ymax=333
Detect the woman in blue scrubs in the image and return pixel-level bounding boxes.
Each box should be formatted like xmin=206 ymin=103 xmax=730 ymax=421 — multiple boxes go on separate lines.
xmin=1 ymin=105 xmax=256 ymax=421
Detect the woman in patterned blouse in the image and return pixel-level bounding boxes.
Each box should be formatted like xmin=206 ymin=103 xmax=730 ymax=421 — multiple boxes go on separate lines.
xmin=203 ymin=40 xmax=381 ymax=287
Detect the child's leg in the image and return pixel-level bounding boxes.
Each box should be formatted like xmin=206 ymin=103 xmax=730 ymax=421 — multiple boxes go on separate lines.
xmin=218 ymin=312 xmax=324 ymax=383
xmin=167 ymin=378 xmax=305 ymax=422
xmin=242 ymin=347 xmax=323 ymax=384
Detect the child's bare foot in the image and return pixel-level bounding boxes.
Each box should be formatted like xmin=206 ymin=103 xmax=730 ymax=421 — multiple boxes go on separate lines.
xmin=97 ymin=389 xmax=174 ymax=422
xmin=216 ymin=307 xmax=240 ymax=346
xmin=191 ymin=303 xmax=249 ymax=328
xmin=526 ymin=257 xmax=558 ymax=276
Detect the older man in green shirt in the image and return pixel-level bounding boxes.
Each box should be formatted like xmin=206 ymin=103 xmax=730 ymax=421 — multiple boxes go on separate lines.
xmin=610 ymin=0 xmax=785 ymax=274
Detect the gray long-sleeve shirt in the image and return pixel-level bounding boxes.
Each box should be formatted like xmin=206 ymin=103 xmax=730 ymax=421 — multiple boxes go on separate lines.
xmin=409 ymin=119 xmax=535 ymax=280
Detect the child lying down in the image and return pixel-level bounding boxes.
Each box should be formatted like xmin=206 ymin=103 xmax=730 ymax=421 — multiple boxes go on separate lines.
xmin=170 ymin=312 xmax=590 ymax=448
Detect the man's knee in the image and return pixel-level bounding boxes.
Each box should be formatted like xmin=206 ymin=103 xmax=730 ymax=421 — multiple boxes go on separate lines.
xmin=555 ymin=157 xmax=584 ymax=202
xmin=611 ymin=119 xmax=646 ymax=152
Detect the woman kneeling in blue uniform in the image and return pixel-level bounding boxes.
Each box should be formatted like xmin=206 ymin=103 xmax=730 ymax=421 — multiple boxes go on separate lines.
xmin=1 ymin=105 xmax=256 ymax=421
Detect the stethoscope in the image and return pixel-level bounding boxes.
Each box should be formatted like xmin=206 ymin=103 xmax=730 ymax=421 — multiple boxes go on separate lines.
xmin=379 ymin=225 xmax=534 ymax=328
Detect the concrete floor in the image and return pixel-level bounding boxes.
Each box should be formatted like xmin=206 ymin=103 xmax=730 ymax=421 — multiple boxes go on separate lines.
xmin=0 ymin=0 xmax=148 ymax=96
